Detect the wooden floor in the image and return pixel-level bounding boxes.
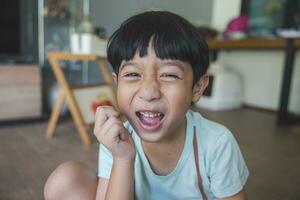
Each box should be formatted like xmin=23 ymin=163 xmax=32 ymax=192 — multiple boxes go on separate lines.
xmin=0 ymin=107 xmax=300 ymax=200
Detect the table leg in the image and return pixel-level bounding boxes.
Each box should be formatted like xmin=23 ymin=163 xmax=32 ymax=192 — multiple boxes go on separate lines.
xmin=46 ymin=89 xmax=65 ymax=138
xmin=277 ymin=38 xmax=299 ymax=124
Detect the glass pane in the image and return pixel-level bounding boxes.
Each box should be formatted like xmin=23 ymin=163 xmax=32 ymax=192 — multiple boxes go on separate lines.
xmin=43 ymin=0 xmax=83 ymax=60
xmin=248 ymin=0 xmax=287 ymax=36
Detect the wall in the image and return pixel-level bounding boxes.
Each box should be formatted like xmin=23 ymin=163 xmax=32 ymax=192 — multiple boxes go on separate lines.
xmin=218 ymin=51 xmax=300 ymax=113
xmin=90 ymin=0 xmax=213 ymax=36
xmin=211 ymin=0 xmax=242 ymax=31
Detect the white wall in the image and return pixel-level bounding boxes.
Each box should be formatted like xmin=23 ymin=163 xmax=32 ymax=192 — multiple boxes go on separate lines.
xmin=218 ymin=51 xmax=300 ymax=113
xmin=90 ymin=0 xmax=213 ymax=36
xmin=211 ymin=0 xmax=242 ymax=31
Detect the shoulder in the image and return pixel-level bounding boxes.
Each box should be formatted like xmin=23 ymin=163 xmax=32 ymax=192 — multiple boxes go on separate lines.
xmin=187 ymin=110 xmax=234 ymax=146
xmin=187 ymin=110 xmax=249 ymax=198
xmin=187 ymin=110 xmax=241 ymax=165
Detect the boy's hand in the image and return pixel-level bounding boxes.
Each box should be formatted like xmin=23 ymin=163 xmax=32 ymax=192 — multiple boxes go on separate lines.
xmin=94 ymin=106 xmax=136 ymax=161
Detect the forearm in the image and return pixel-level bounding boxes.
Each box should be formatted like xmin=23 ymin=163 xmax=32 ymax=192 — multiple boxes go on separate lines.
xmin=105 ymin=158 xmax=135 ymax=200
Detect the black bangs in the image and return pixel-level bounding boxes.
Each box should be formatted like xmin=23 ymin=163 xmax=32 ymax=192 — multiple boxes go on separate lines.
xmin=107 ymin=11 xmax=209 ymax=84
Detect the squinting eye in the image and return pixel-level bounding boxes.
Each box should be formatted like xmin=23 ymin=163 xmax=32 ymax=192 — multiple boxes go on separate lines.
xmin=161 ymin=74 xmax=180 ymax=79
xmin=125 ymin=72 xmax=140 ymax=77
xmin=123 ymin=72 xmax=141 ymax=79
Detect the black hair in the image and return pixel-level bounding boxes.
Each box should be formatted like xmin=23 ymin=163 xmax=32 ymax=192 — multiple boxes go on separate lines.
xmin=107 ymin=11 xmax=209 ymax=85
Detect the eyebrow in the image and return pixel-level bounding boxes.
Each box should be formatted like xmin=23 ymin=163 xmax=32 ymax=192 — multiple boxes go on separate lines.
xmin=120 ymin=61 xmax=139 ymax=71
xmin=120 ymin=60 xmax=186 ymax=71
xmin=161 ymin=60 xmax=185 ymax=71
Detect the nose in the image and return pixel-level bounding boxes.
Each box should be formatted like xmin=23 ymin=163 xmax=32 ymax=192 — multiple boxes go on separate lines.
xmin=138 ymin=77 xmax=161 ymax=101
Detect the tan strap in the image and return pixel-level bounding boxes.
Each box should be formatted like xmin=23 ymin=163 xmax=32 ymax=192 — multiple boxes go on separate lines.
xmin=193 ymin=126 xmax=208 ymax=200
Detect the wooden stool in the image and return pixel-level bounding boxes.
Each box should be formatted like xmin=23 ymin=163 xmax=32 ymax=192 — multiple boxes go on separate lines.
xmin=46 ymin=51 xmax=114 ymax=145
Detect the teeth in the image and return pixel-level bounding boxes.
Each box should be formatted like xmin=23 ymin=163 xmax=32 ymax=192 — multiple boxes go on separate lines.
xmin=140 ymin=112 xmax=162 ymax=118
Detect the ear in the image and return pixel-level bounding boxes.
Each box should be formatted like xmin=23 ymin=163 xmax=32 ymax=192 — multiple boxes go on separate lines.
xmin=112 ymin=72 xmax=118 ymax=85
xmin=192 ymin=74 xmax=209 ymax=103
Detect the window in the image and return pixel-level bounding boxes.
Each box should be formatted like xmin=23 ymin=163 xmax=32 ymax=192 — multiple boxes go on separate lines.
xmin=241 ymin=0 xmax=299 ymax=37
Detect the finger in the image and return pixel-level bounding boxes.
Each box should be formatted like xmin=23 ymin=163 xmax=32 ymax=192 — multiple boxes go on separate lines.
xmin=102 ymin=123 xmax=125 ymax=145
xmin=94 ymin=106 xmax=120 ymax=132
xmin=101 ymin=116 xmax=123 ymax=136
xmin=95 ymin=106 xmax=120 ymax=122
xmin=110 ymin=124 xmax=131 ymax=144
xmin=119 ymin=130 xmax=129 ymax=141
xmin=94 ymin=116 xmax=122 ymax=141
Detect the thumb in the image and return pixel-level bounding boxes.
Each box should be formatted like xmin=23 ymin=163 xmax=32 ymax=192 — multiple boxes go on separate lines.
xmin=119 ymin=130 xmax=129 ymax=141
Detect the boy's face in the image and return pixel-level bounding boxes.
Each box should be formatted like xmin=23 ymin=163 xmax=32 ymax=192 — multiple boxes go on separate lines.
xmin=113 ymin=46 xmax=208 ymax=143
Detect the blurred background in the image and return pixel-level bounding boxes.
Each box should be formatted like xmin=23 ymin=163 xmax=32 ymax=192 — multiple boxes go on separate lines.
xmin=0 ymin=0 xmax=299 ymax=199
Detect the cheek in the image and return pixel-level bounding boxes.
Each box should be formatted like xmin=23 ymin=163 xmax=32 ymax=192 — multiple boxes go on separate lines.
xmin=116 ymin=85 xmax=126 ymax=105
xmin=116 ymin=84 xmax=135 ymax=110
xmin=162 ymin=83 xmax=193 ymax=105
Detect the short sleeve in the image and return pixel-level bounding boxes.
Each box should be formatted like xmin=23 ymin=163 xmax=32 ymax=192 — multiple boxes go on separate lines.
xmin=208 ymin=131 xmax=249 ymax=198
xmin=98 ymin=144 xmax=113 ymax=179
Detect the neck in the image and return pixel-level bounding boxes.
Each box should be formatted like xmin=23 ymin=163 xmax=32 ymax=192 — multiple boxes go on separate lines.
xmin=141 ymin=117 xmax=187 ymax=175
xmin=142 ymin=116 xmax=187 ymax=150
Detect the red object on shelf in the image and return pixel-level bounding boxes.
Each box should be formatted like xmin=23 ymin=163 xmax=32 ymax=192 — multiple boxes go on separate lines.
xmin=92 ymin=100 xmax=113 ymax=113
xmin=224 ymin=15 xmax=249 ymax=39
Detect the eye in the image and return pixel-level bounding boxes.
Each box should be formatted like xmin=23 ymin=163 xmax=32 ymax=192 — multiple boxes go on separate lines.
xmin=122 ymin=72 xmax=141 ymax=80
xmin=124 ymin=72 xmax=140 ymax=77
xmin=160 ymin=73 xmax=181 ymax=80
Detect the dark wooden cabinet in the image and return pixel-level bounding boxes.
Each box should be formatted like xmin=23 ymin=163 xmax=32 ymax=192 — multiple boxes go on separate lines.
xmin=0 ymin=65 xmax=42 ymax=121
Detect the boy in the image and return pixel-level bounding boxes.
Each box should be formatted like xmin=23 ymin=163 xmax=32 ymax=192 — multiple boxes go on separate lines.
xmin=44 ymin=11 xmax=249 ymax=200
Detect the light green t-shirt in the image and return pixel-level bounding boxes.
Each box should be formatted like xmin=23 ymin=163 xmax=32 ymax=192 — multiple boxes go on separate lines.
xmin=98 ymin=110 xmax=249 ymax=199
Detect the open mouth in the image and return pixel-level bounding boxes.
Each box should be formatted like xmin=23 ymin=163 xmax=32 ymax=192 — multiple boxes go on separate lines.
xmin=136 ymin=111 xmax=165 ymax=131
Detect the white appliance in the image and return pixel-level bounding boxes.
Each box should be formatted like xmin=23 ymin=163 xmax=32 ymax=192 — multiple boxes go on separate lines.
xmin=196 ymin=62 xmax=243 ymax=111
xmin=71 ymin=33 xmax=107 ymax=56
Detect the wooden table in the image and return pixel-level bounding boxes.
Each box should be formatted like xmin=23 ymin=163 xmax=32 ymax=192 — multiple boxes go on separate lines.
xmin=207 ymin=37 xmax=300 ymax=125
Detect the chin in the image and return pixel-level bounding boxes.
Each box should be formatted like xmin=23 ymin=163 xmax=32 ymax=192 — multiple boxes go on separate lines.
xmin=129 ymin=120 xmax=165 ymax=142
xmin=137 ymin=131 xmax=164 ymax=143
